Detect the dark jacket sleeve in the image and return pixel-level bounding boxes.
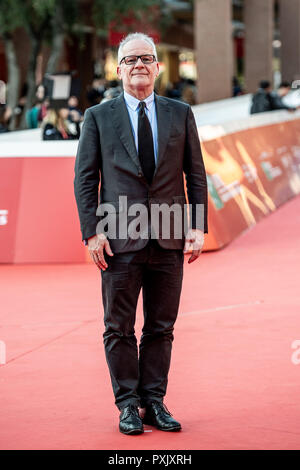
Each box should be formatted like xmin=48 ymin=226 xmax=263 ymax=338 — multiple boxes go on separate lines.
xmin=183 ymin=105 xmax=208 ymax=233
xmin=74 ymin=108 xmax=101 ymax=241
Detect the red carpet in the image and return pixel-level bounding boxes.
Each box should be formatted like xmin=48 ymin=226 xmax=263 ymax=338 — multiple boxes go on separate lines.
xmin=1 ymin=195 xmax=300 ymax=450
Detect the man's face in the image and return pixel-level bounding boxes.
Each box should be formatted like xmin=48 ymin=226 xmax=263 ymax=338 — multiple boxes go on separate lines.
xmin=117 ymin=39 xmax=159 ymax=94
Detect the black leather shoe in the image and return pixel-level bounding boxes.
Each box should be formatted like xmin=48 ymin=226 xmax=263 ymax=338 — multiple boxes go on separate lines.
xmin=143 ymin=401 xmax=181 ymax=431
xmin=119 ymin=404 xmax=144 ymax=435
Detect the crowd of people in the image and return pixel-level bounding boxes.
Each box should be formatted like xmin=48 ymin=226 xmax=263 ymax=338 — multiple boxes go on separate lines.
xmin=40 ymin=76 xmax=199 ymax=140
xmin=42 ymin=103 xmax=81 ymax=141
xmin=250 ymin=80 xmax=299 ymax=114
xmin=23 ymin=84 xmax=83 ymax=140
xmin=1 ymin=75 xmax=298 ymax=139
xmin=0 ymin=83 xmax=84 ymax=140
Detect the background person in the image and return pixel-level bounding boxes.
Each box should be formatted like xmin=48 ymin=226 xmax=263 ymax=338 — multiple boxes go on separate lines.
xmin=86 ymin=76 xmax=106 ymax=107
xmin=42 ymin=106 xmax=80 ymax=140
xmin=269 ymin=81 xmax=298 ymax=112
xmin=250 ymin=80 xmax=273 ymax=114
xmin=68 ymin=95 xmax=83 ymax=123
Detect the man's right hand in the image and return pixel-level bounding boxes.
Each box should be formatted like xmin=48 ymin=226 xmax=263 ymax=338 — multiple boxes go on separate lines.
xmin=87 ymin=234 xmax=113 ymax=271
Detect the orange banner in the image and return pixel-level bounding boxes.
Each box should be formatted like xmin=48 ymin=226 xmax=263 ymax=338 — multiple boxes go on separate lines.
xmin=201 ymin=119 xmax=300 ymax=250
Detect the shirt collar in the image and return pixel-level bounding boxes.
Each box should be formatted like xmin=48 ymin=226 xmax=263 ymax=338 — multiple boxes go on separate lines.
xmin=124 ymin=90 xmax=155 ymax=112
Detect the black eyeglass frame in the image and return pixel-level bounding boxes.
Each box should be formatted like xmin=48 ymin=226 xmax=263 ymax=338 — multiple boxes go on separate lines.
xmin=119 ymin=54 xmax=157 ymax=65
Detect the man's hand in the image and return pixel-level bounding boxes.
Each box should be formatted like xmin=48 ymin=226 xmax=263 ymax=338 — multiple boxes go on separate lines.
xmin=184 ymin=229 xmax=205 ymax=264
xmin=87 ymin=233 xmax=113 ymax=270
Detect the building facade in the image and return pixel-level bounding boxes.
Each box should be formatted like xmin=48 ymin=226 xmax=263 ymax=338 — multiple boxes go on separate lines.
xmin=0 ymin=0 xmax=299 ymax=108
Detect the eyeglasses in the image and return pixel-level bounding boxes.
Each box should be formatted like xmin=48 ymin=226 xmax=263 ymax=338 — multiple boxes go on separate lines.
xmin=119 ymin=54 xmax=156 ymax=66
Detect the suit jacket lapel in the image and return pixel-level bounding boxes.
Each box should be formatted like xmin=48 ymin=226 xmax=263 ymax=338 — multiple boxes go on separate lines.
xmin=153 ymin=93 xmax=172 ymax=179
xmin=111 ymin=93 xmax=141 ymax=171
xmin=110 ymin=92 xmax=172 ymax=182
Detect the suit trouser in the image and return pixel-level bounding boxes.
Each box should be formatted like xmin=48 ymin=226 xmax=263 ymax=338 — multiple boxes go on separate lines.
xmin=101 ymin=239 xmax=184 ymax=410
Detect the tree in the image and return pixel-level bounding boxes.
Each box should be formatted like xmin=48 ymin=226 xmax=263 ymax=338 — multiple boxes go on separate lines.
xmin=0 ymin=0 xmax=23 ymax=129
xmin=0 ymin=0 xmax=78 ymax=128
xmin=0 ymin=0 xmax=167 ymax=130
xmin=46 ymin=1 xmax=78 ymax=74
xmin=19 ymin=0 xmax=78 ymax=128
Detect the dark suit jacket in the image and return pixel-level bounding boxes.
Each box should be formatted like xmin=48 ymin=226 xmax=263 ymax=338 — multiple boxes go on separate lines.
xmin=74 ymin=92 xmax=208 ymax=253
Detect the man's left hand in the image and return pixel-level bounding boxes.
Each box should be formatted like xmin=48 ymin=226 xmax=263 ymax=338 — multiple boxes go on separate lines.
xmin=184 ymin=229 xmax=205 ymax=264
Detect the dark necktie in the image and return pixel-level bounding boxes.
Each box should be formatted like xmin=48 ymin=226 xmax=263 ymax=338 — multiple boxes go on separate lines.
xmin=138 ymin=101 xmax=155 ymax=184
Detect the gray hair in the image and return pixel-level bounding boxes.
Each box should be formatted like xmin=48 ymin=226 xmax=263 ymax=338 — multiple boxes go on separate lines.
xmin=118 ymin=33 xmax=157 ymax=64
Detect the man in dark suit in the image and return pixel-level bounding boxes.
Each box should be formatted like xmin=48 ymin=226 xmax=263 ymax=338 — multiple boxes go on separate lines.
xmin=74 ymin=33 xmax=208 ymax=435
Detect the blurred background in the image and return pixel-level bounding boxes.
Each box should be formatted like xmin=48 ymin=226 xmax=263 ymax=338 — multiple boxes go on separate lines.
xmin=1 ymin=1 xmax=300 ymax=451
xmin=1 ymin=0 xmax=300 ymax=133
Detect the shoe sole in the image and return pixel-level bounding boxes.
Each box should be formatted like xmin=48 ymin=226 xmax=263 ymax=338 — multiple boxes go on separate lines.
xmin=143 ymin=419 xmax=181 ymax=432
xmin=155 ymin=426 xmax=181 ymax=432
xmin=119 ymin=428 xmax=144 ymax=435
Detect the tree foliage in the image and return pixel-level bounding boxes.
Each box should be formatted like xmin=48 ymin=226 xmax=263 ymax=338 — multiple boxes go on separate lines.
xmin=0 ymin=0 xmax=23 ymax=36
xmin=0 ymin=0 xmax=167 ymax=128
